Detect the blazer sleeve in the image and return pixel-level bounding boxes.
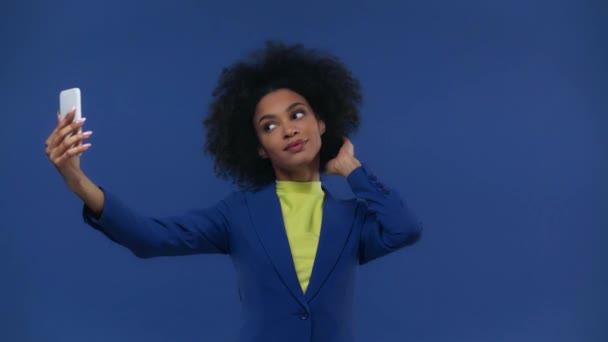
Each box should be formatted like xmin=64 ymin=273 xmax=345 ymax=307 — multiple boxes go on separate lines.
xmin=82 ymin=187 xmax=232 ymax=258
xmin=346 ymin=165 xmax=423 ymax=264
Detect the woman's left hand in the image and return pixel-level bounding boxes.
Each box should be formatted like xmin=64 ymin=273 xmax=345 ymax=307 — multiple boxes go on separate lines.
xmin=325 ymin=137 xmax=362 ymax=177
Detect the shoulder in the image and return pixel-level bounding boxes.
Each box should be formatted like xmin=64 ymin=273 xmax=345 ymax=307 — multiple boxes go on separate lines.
xmin=217 ymin=189 xmax=247 ymax=208
xmin=217 ymin=183 xmax=271 ymax=208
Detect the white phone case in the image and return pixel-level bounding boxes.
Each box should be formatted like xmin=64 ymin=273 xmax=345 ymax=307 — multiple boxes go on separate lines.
xmin=60 ymin=88 xmax=82 ymax=121
xmin=59 ymin=88 xmax=83 ymax=144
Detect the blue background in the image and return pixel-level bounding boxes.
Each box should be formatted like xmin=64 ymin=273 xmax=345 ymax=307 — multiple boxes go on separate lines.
xmin=1 ymin=0 xmax=606 ymax=341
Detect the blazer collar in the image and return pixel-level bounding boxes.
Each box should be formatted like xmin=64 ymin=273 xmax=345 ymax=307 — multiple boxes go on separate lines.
xmin=245 ymin=181 xmax=355 ymax=305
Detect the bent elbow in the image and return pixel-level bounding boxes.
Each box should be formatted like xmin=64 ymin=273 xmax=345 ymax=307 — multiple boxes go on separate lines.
xmin=131 ymin=249 xmax=152 ymax=259
xmin=129 ymin=244 xmax=159 ymax=259
xmin=403 ymin=228 xmax=422 ymax=247
xmin=386 ymin=221 xmax=423 ymax=249
xmin=404 ymin=221 xmax=423 ymax=246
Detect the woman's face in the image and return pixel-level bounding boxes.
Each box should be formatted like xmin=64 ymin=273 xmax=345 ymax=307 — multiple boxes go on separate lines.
xmin=253 ymin=88 xmax=326 ymax=174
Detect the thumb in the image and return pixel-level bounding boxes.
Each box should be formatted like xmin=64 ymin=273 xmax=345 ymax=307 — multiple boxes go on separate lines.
xmin=343 ymin=137 xmax=354 ymax=155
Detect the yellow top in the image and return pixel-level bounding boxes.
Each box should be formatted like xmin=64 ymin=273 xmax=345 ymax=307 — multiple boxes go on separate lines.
xmin=276 ymin=180 xmax=324 ymax=294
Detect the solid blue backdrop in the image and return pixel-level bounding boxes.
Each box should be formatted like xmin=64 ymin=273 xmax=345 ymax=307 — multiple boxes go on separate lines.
xmin=1 ymin=0 xmax=606 ymax=341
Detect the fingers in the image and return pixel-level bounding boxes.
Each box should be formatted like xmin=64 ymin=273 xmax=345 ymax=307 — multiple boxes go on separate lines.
xmin=58 ymin=117 xmax=86 ymax=139
xmin=45 ymin=107 xmax=92 ymax=166
xmin=48 ymin=108 xmax=76 ymax=144
xmin=49 ymin=116 xmax=87 ymax=151
xmin=324 ymin=159 xmax=337 ymax=175
xmin=49 ymin=130 xmax=93 ymax=161
xmin=342 ymin=136 xmax=354 ymax=155
xmin=53 ymin=142 xmax=92 ymax=165
xmin=45 ymin=111 xmax=64 ymax=150
xmin=57 ymin=108 xmax=77 ymax=130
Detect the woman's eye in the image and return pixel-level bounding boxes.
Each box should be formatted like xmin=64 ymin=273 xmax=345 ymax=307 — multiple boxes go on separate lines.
xmin=293 ymin=111 xmax=305 ymax=119
xmin=263 ymin=123 xmax=277 ymax=132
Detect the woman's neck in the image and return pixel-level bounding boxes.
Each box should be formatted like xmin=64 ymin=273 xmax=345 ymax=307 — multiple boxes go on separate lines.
xmin=275 ymin=169 xmax=320 ymax=182
xmin=273 ymin=159 xmax=321 ymax=182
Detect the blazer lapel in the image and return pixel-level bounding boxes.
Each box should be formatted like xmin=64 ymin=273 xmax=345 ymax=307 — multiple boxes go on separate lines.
xmin=245 ymin=184 xmax=307 ymax=305
xmin=305 ymin=188 xmax=355 ymax=301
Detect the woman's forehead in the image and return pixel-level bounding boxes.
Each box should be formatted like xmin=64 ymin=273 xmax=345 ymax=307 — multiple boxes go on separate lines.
xmin=254 ymin=89 xmax=310 ymax=117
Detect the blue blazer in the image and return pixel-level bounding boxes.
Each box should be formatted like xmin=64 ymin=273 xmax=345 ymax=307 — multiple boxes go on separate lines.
xmin=83 ymin=165 xmax=422 ymax=342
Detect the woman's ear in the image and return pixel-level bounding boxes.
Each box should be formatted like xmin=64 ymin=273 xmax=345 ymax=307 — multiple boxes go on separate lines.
xmin=258 ymin=146 xmax=268 ymax=159
xmin=319 ymin=120 xmax=326 ymax=135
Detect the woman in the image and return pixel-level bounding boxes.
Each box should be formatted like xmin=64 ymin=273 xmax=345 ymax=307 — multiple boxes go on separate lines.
xmin=45 ymin=41 xmax=423 ymax=342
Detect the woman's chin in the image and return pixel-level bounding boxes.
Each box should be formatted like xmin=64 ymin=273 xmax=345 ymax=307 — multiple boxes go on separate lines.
xmin=273 ymin=156 xmax=320 ymax=173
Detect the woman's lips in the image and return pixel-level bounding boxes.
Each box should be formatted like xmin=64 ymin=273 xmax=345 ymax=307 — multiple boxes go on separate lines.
xmin=284 ymin=139 xmax=307 ymax=152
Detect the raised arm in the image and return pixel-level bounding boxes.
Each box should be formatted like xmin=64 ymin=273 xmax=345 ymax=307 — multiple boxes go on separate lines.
xmin=46 ymin=108 xmax=231 ymax=258
xmin=347 ymin=166 xmax=422 ymax=264
xmin=324 ymin=137 xmax=422 ymax=264
xmin=82 ymin=188 xmax=231 ymax=258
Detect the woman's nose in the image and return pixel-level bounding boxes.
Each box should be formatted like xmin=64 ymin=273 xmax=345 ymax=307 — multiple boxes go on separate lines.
xmin=284 ymin=126 xmax=299 ymax=137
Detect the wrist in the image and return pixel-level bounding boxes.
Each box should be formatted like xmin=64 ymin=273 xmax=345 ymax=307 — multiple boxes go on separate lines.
xmin=64 ymin=170 xmax=87 ymax=193
xmin=339 ymin=157 xmax=362 ymax=177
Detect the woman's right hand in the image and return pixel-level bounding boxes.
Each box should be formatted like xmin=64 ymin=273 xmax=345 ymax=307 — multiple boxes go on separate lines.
xmin=45 ymin=108 xmax=93 ymax=189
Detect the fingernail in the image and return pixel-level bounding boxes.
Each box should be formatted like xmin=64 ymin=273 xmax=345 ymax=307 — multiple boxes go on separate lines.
xmin=82 ymin=131 xmax=93 ymax=137
xmin=77 ymin=117 xmax=87 ymax=124
xmin=71 ymin=106 xmax=76 ymax=112
xmin=83 ymin=143 xmax=92 ymax=148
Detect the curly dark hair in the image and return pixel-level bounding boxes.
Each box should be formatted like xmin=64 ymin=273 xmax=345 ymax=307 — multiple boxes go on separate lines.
xmin=203 ymin=41 xmax=362 ymax=190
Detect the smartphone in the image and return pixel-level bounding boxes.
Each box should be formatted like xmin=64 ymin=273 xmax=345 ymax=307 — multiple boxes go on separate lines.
xmin=59 ymin=87 xmax=82 ymax=135
xmin=59 ymin=87 xmax=82 ymax=120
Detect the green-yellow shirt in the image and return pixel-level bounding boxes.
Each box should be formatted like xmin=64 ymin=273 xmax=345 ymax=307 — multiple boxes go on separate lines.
xmin=275 ymin=180 xmax=324 ymax=294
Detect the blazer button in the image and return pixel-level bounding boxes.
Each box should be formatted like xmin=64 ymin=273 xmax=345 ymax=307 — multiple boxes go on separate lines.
xmin=299 ymin=312 xmax=309 ymax=320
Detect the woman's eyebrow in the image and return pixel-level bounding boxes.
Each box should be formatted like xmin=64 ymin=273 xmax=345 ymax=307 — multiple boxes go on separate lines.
xmin=258 ymin=102 xmax=305 ymax=123
xmin=285 ymin=102 xmax=304 ymax=112
xmin=257 ymin=113 xmax=276 ymax=123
